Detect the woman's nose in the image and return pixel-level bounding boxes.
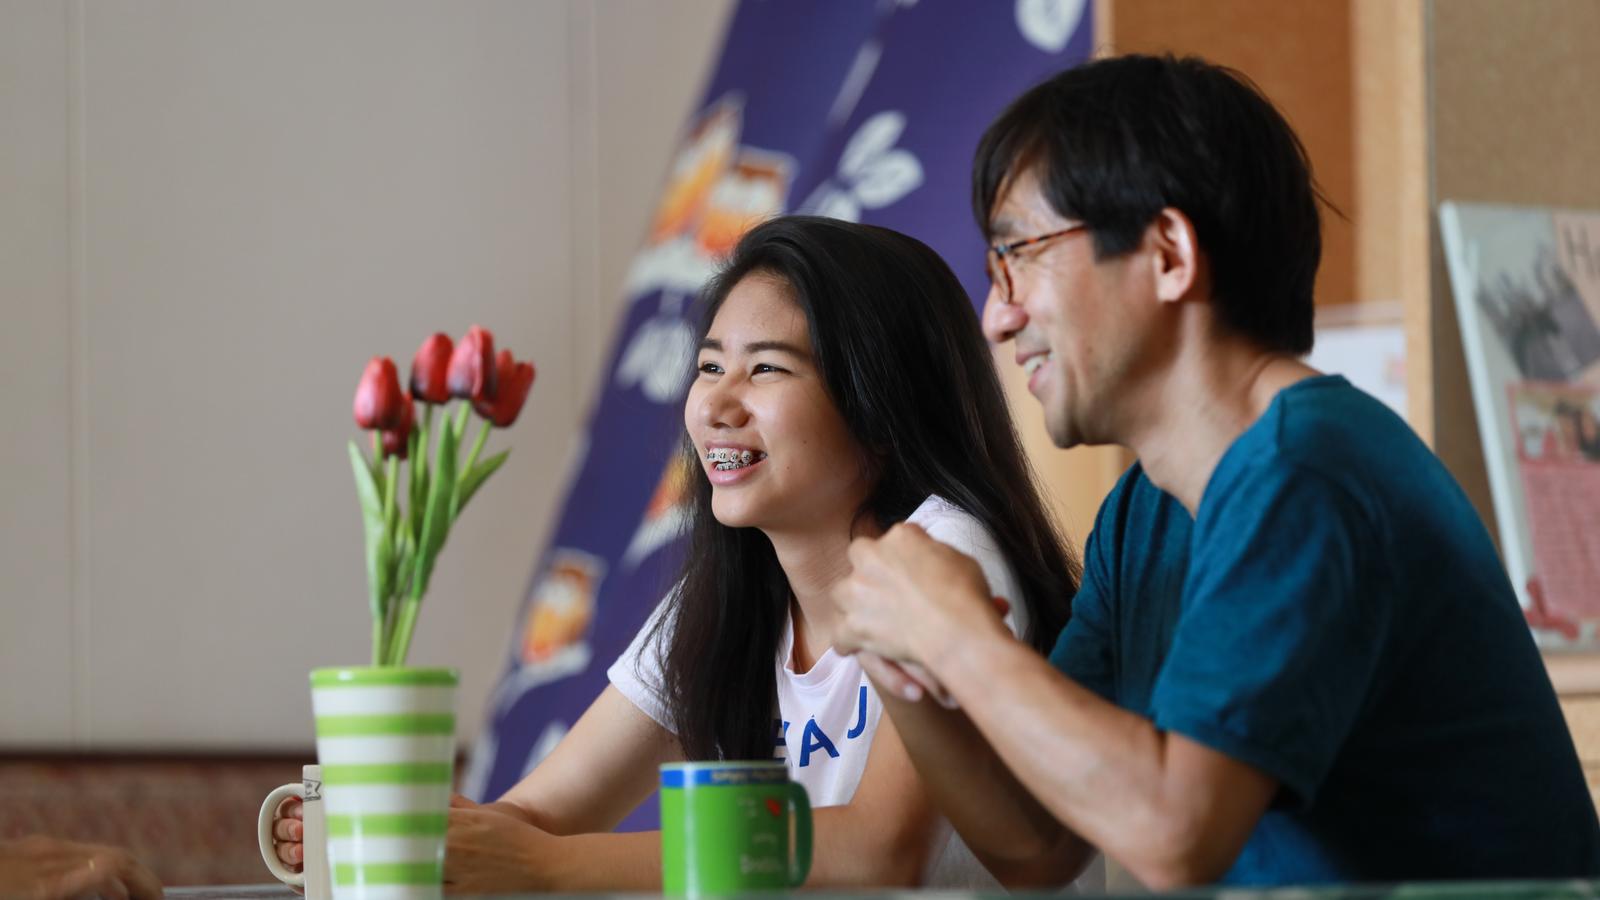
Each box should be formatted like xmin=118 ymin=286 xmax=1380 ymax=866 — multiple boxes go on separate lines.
xmin=697 ymin=376 xmax=751 ymax=429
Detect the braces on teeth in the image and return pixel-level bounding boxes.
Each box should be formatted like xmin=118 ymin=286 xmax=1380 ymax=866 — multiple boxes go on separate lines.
xmin=706 ymin=448 xmax=764 ymax=470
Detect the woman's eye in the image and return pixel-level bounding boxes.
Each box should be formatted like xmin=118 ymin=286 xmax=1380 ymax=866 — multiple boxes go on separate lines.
xmin=752 ymin=363 xmax=786 ymax=375
xmin=697 ymin=361 xmax=722 ymax=375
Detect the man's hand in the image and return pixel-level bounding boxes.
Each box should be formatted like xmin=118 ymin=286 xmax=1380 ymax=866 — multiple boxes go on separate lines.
xmin=834 ymin=523 xmax=1009 ymax=693
xmin=445 ymin=794 xmax=563 ymax=894
xmin=0 ymin=835 xmax=163 ymax=900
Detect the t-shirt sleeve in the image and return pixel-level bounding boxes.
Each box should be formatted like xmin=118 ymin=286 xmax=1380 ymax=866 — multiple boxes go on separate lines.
xmin=1048 ymin=488 xmax=1118 ymax=704
xmin=1150 ymin=464 xmax=1384 ymax=808
xmin=606 ymin=593 xmax=677 ymax=731
xmin=910 ymin=500 xmax=1028 ymax=640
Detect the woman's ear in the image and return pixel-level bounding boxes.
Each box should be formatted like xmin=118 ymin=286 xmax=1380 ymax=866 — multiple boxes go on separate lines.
xmin=1148 ymin=207 xmax=1203 ymax=305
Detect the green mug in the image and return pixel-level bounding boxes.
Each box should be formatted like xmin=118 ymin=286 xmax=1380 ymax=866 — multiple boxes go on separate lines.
xmin=660 ymin=761 xmax=812 ymax=894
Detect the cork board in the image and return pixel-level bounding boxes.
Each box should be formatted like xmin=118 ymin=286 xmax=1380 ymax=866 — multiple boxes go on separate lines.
xmin=1107 ymin=0 xmax=1358 ymax=309
xmin=1427 ymin=0 xmax=1600 ymax=561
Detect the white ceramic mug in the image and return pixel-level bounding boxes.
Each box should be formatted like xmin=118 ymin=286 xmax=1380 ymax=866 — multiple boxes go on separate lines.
xmin=258 ymin=764 xmax=330 ymax=900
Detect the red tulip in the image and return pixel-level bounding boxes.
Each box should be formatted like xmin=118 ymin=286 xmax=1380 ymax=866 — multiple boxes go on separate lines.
xmin=380 ymin=392 xmax=416 ymax=459
xmin=474 ymin=350 xmax=535 ymax=428
xmin=410 ymin=333 xmax=454 ymax=404
xmin=447 ymin=326 xmax=497 ymax=402
xmin=353 ymin=357 xmax=405 ymax=430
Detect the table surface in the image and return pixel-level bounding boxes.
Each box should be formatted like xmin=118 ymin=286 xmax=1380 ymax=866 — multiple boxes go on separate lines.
xmin=161 ymin=883 xmax=1600 ymax=900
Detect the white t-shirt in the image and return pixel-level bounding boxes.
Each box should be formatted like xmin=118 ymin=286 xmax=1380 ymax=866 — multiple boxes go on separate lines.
xmin=608 ymin=495 xmax=1034 ymax=888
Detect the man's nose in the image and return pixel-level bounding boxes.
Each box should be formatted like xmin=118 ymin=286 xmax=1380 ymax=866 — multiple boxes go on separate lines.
xmin=981 ymin=287 xmax=1026 ymax=344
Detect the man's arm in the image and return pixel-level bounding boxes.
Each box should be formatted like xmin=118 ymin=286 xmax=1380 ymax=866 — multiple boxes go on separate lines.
xmin=935 ymin=630 xmax=1276 ymax=889
xmin=835 ymin=525 xmax=1278 ymax=889
xmin=858 ymin=653 xmax=1095 ymax=888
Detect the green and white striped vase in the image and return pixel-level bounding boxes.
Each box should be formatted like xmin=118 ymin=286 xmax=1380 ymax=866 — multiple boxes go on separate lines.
xmin=310 ymin=667 xmax=458 ymax=900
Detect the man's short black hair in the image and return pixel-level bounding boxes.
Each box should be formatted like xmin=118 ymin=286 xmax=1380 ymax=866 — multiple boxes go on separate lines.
xmin=973 ymin=54 xmax=1324 ymax=355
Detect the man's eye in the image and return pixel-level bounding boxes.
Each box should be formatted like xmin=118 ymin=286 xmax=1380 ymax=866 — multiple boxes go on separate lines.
xmin=698 ymin=361 xmax=723 ymax=375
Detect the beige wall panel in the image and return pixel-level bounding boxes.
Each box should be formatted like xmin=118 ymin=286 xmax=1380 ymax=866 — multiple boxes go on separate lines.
xmin=0 ymin=0 xmax=75 ymax=744
xmin=589 ymin=0 xmax=733 ymax=345
xmin=78 ymin=1 xmax=577 ymax=749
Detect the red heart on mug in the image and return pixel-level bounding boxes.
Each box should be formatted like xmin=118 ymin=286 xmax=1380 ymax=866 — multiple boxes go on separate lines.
xmin=765 ymin=798 xmax=783 ymax=817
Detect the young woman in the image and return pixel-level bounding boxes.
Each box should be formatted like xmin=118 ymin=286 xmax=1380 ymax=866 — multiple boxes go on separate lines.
xmin=269 ymin=216 xmax=1081 ymax=890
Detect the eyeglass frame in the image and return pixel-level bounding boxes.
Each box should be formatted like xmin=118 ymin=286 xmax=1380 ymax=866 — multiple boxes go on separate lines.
xmin=984 ymin=222 xmax=1089 ymax=305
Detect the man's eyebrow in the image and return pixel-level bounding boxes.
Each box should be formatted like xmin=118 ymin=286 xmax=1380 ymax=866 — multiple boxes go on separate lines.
xmin=987 ymin=216 xmax=1021 ymax=241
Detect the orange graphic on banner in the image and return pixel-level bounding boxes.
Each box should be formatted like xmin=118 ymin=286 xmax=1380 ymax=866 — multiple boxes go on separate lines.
xmin=696 ymin=150 xmax=792 ymax=260
xmin=650 ymin=99 xmax=742 ymax=245
xmin=520 ymin=550 xmax=605 ymax=666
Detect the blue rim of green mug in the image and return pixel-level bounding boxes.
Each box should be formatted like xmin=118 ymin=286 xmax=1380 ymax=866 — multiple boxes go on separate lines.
xmin=660 ymin=761 xmax=788 ymax=788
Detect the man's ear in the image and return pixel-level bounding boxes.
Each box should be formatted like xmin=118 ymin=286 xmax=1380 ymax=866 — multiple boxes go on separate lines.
xmin=1148 ymin=207 xmax=1202 ymax=305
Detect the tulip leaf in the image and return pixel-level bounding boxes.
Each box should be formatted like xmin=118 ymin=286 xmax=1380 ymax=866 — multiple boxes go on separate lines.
xmin=455 ymin=450 xmax=509 ymax=517
xmin=348 ymin=441 xmax=390 ymax=631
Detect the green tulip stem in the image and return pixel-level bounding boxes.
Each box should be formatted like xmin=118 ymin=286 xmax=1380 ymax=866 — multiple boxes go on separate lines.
xmin=454 ymin=403 xmax=471 ymax=446
xmin=382 ymin=455 xmax=398 ymax=535
xmin=388 ymin=592 xmax=421 ymax=666
xmin=380 ymin=454 xmax=400 ymax=662
xmin=461 ymin=421 xmax=492 ymax=491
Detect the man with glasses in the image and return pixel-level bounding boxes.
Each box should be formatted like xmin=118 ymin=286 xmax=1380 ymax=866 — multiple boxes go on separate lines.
xmin=832 ymin=54 xmax=1600 ymax=887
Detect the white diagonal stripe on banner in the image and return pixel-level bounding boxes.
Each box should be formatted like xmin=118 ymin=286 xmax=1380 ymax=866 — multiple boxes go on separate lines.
xmin=315 ymin=735 xmax=456 ymax=765
xmin=323 ymin=784 xmax=452 ymax=817
xmin=311 ymin=686 xmax=457 ymax=716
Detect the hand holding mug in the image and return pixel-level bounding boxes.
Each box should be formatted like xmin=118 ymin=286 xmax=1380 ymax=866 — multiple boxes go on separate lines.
xmin=258 ymin=764 xmax=329 ymax=900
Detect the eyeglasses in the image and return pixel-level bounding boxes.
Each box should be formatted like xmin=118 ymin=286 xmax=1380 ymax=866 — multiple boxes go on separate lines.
xmin=984 ymin=223 xmax=1088 ymax=305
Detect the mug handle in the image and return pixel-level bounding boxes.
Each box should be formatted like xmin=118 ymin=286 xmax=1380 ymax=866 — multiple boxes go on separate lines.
xmin=786 ymin=781 xmax=812 ymax=887
xmin=258 ymin=782 xmax=306 ymax=887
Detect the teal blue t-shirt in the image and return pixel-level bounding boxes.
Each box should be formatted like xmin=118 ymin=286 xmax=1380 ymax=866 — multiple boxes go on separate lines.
xmin=1051 ymin=375 xmax=1600 ymax=884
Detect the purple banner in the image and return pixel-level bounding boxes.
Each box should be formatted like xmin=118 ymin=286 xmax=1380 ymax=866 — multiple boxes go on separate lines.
xmin=464 ymin=0 xmax=1093 ymax=831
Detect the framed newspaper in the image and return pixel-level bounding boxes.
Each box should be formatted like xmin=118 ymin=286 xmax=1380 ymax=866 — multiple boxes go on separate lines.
xmin=1440 ymin=202 xmax=1600 ymax=647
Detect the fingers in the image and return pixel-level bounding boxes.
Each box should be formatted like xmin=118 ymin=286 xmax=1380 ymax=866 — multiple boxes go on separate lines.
xmin=274 ymin=795 xmax=305 ymax=868
xmin=275 ymin=839 xmax=304 ymax=868
xmin=900 ymin=660 xmax=959 ymax=709
xmin=450 ymin=792 xmax=480 ymax=809
xmin=98 ymin=875 xmax=133 ymax=900
xmin=110 ymin=848 xmax=163 ymax=900
xmin=273 ymin=816 xmax=304 ymax=843
xmin=860 ymin=653 xmax=955 ymax=707
xmin=859 ymin=652 xmax=924 ymax=702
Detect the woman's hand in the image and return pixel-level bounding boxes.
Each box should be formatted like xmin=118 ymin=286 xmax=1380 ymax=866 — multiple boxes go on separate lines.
xmin=271 ymin=796 xmax=305 ymax=873
xmin=0 ymin=835 xmax=163 ymax=900
xmin=444 ymin=794 xmax=563 ymax=894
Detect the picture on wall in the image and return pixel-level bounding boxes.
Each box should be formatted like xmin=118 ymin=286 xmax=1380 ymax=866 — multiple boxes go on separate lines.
xmin=1441 ymin=202 xmax=1600 ymax=646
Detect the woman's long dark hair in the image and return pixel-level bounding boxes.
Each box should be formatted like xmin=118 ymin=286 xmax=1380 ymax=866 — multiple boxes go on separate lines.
xmin=654 ymin=215 xmax=1079 ymax=761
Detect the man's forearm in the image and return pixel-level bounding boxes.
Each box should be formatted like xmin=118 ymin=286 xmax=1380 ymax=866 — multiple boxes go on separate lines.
xmin=930 ymin=631 xmax=1211 ymax=887
xmin=876 ymin=685 xmax=1095 ymax=887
